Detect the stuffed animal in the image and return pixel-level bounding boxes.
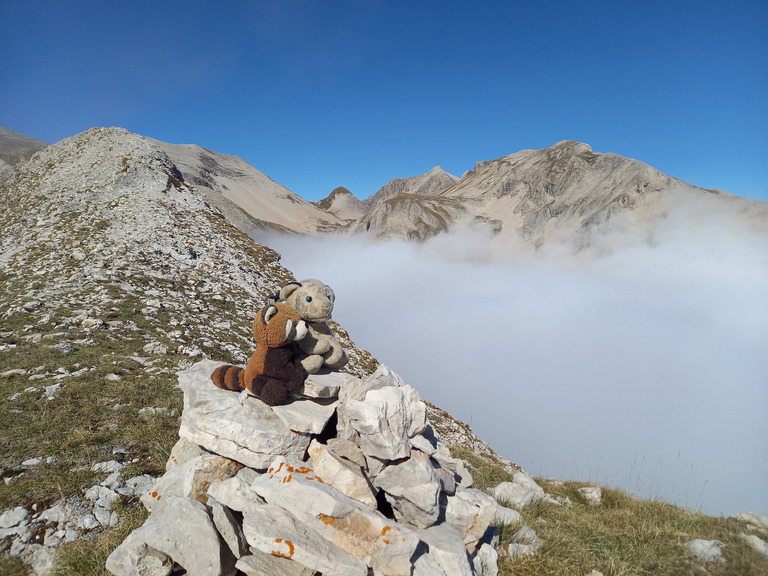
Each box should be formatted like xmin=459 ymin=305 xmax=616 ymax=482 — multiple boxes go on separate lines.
xmin=211 ymin=303 xmax=309 ymax=406
xmin=276 ymin=279 xmax=349 ymax=373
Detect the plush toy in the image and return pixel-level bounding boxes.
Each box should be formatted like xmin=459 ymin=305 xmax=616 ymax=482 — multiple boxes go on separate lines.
xmin=211 ymin=303 xmax=309 ymax=406
xmin=276 ymin=279 xmax=349 ymax=374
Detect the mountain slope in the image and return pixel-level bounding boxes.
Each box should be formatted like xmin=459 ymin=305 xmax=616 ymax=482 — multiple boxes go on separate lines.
xmin=314 ymin=186 xmax=366 ymax=221
xmin=347 ymin=141 xmax=768 ymax=246
xmin=151 ymin=139 xmax=344 ymax=235
xmin=0 ymin=126 xmax=514 ymax=573
xmin=0 ymin=126 xmax=49 ymax=175
xmin=361 ymin=165 xmax=460 ymax=210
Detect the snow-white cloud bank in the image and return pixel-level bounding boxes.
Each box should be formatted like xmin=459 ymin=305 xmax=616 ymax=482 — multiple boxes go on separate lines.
xmin=262 ymin=196 xmax=768 ymax=517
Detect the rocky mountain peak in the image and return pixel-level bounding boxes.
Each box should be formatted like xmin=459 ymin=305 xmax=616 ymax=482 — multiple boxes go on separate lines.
xmin=315 ymin=186 xmax=366 ymax=221
xmin=360 ymin=166 xmax=460 ymax=211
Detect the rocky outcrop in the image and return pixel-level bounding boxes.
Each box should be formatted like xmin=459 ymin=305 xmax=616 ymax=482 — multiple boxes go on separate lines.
xmin=107 ymin=360 xmax=506 ymax=576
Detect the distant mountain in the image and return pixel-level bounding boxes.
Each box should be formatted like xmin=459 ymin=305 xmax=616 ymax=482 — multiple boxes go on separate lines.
xmin=151 ymin=139 xmax=344 ymax=235
xmin=346 ymin=141 xmax=768 ymax=246
xmin=0 ymin=126 xmax=49 ymax=174
xmin=361 ymin=166 xmax=459 ymax=210
xmin=314 ymin=186 xmax=366 ymax=221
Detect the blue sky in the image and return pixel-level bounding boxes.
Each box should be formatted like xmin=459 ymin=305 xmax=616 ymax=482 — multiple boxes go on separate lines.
xmin=1 ymin=0 xmax=766 ymax=202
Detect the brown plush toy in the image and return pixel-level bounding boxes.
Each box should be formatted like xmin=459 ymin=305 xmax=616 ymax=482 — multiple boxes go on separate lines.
xmin=211 ymin=303 xmax=309 ymax=406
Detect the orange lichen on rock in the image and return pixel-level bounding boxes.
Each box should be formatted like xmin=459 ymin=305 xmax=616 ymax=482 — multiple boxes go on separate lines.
xmin=271 ymin=538 xmax=295 ymax=559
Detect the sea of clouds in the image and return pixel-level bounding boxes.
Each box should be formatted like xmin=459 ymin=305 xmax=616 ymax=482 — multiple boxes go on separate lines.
xmin=262 ymin=192 xmax=768 ymax=517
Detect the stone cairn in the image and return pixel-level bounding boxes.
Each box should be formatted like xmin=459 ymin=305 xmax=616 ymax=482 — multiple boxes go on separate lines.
xmin=106 ymin=359 xmax=503 ymax=576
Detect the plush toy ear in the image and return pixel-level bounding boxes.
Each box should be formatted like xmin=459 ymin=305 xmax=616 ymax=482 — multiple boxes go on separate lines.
xmin=279 ymin=281 xmax=302 ymax=301
xmin=263 ymin=305 xmax=278 ymax=324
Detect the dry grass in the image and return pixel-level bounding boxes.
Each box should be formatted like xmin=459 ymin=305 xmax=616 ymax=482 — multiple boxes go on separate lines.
xmin=453 ymin=447 xmax=768 ymax=576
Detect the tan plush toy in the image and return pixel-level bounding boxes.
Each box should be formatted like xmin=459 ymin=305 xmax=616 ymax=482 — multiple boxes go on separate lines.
xmin=276 ymin=279 xmax=349 ymax=373
xmin=211 ymin=303 xmax=309 ymax=406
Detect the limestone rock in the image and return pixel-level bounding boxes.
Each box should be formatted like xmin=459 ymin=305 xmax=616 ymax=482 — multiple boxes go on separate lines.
xmin=106 ymin=495 xmax=236 ymax=576
xmin=685 ymin=538 xmax=725 ymax=562
xmin=578 ymin=486 xmax=602 ymax=506
xmin=373 ymin=449 xmax=442 ymax=528
xmin=242 ymin=502 xmax=368 ymax=575
xmin=417 ymin=524 xmax=473 ymax=576
xmin=301 ymin=370 xmax=350 ymax=399
xmin=308 ymin=439 xmax=377 ymax=508
xmin=236 ymin=551 xmax=316 ymax=576
xmin=444 ymin=487 xmax=497 ymax=550
xmin=272 ymin=397 xmax=338 ymax=434
xmin=741 ymin=533 xmax=768 ymax=559
xmin=178 ymin=360 xmax=311 ymax=469
xmin=508 ymin=526 xmax=541 ymax=559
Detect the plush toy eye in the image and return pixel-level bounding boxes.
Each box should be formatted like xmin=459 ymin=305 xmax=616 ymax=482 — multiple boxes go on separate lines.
xmin=305 ymin=296 xmax=313 ymax=303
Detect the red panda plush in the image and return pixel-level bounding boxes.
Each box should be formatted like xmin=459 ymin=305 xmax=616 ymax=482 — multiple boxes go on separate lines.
xmin=211 ymin=303 xmax=309 ymax=406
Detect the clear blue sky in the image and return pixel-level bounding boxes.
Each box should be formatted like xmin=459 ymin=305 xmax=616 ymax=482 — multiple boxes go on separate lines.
xmin=2 ymin=0 xmax=766 ymax=202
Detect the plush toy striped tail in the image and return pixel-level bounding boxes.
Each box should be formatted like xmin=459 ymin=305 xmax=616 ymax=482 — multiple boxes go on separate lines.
xmin=211 ymin=365 xmax=246 ymax=392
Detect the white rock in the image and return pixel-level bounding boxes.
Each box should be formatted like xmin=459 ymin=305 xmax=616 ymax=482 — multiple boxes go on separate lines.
xmin=242 ymin=502 xmax=368 ymax=576
xmin=578 ymin=486 xmax=602 ymax=506
xmin=236 ymin=551 xmax=316 ymax=575
xmin=142 ymin=341 xmax=168 ymax=355
xmin=411 ymin=551 xmax=446 ymax=576
xmin=301 ymin=370 xmax=350 ymax=399
xmin=308 ymin=439 xmax=377 ymax=508
xmin=472 ymin=543 xmax=499 ymax=576
xmin=208 ymin=497 xmax=249 ymax=558
xmin=116 ymin=474 xmax=154 ymax=497
xmin=272 ymin=397 xmax=338 ymax=434
xmin=165 ymin=437 xmax=206 ymax=471
xmin=92 ymin=460 xmax=125 ymax=474
xmin=417 ymin=524 xmax=473 ymax=576
xmin=373 ymin=449 xmax=441 ymax=528
xmin=493 ymin=504 xmax=523 ymax=526
xmin=443 ymin=487 xmax=497 ymax=549
xmin=508 ymin=526 xmax=541 ymax=560
xmin=0 ymin=506 xmax=29 ymax=529
xmin=106 ymin=495 xmax=235 ymax=576
xmin=106 ymin=540 xmax=174 ymax=576
xmin=488 ymin=482 xmax=537 ymax=510
xmin=139 ymin=454 xmax=240 ymax=512
xmin=206 ymin=467 xmax=263 ymax=513
xmin=178 ymin=360 xmax=311 ymax=469
xmin=685 ymin=538 xmax=725 ymax=562
xmin=251 ymin=455 xmax=420 ymax=576
xmin=732 ymin=511 xmax=768 ymax=531
xmin=0 ymin=506 xmax=29 ymax=539
xmin=339 ymin=367 xmax=427 ymax=461
xmin=741 ymin=533 xmax=768 ymax=558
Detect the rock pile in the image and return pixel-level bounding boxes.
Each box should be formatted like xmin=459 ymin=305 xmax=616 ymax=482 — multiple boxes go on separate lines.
xmin=107 ymin=360 xmax=505 ymax=576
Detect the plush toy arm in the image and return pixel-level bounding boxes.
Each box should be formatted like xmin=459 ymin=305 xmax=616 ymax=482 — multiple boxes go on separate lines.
xmin=296 ymin=324 xmax=333 ymax=355
xmin=322 ymin=339 xmax=348 ymax=368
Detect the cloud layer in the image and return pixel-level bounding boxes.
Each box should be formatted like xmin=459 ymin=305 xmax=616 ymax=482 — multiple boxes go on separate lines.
xmin=263 ymin=198 xmax=768 ymax=516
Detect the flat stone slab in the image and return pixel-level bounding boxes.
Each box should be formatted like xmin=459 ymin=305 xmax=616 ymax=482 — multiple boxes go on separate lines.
xmin=272 ymin=397 xmax=338 ymax=434
xmin=301 ymin=370 xmax=350 ymax=399
xmin=178 ymin=360 xmax=311 ymax=470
